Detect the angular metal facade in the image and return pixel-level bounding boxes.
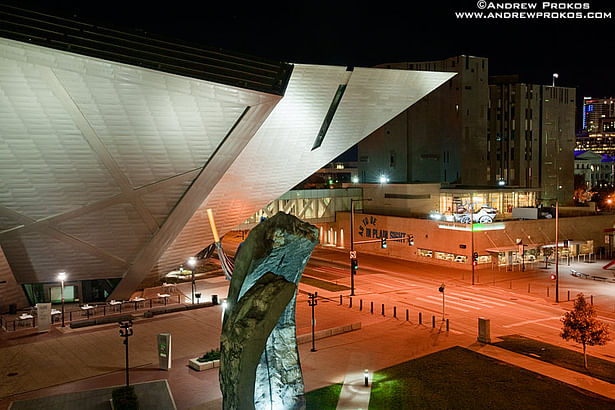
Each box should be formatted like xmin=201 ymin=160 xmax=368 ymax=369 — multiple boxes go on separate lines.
xmin=0 ymin=33 xmax=453 ymax=301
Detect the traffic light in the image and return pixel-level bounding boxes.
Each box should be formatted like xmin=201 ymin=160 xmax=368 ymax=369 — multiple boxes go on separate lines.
xmin=409 ymin=235 xmax=414 ymax=246
xmin=550 ymin=274 xmax=556 ymax=280
xmin=438 ymin=284 xmax=445 ymax=293
xmin=381 ymin=237 xmax=387 ymax=248
xmin=472 ymin=252 xmax=478 ymax=266
xmin=351 ymin=258 xmax=358 ymax=271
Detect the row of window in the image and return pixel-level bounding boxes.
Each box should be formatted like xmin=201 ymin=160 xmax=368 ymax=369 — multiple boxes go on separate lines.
xmin=417 ymin=249 xmax=490 ymax=264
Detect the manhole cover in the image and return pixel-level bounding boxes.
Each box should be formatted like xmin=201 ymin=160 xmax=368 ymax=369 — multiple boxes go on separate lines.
xmin=7 ymin=372 xmax=17 ymax=377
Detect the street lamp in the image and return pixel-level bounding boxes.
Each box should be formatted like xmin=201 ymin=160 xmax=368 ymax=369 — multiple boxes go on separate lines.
xmin=552 ymin=73 xmax=559 ymax=87
xmin=58 ymin=271 xmax=66 ymax=327
xmin=188 ymin=257 xmax=196 ymax=305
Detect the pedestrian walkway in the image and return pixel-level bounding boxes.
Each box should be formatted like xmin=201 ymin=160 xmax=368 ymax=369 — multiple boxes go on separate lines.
xmin=336 ymin=368 xmax=372 ymax=410
xmin=469 ymin=342 xmax=615 ymax=400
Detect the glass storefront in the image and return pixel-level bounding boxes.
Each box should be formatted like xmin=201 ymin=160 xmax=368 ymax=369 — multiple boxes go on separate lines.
xmin=439 ymin=190 xmax=537 ymax=217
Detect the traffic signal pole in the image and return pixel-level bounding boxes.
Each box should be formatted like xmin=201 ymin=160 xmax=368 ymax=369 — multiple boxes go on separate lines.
xmin=471 ymin=199 xmax=475 ymax=285
xmin=350 ymin=200 xmax=355 ymax=296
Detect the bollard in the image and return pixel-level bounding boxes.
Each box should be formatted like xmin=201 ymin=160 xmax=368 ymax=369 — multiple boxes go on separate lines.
xmin=349 ymin=297 xmax=353 ymax=308
xmin=509 ymin=281 xmax=512 ymax=289
xmin=103 ymin=306 xmax=106 ymax=316
xmin=340 ymin=295 xmax=342 ymax=305
xmin=419 ymin=312 xmax=422 ymax=325
xmin=567 ymin=290 xmax=570 ymax=301
xmin=150 ymin=299 xmax=153 ymax=308
xmin=528 ymin=283 xmax=531 ymax=293
xmin=13 ymin=320 xmax=15 ymax=331
xmin=69 ymin=311 xmax=72 ymax=322
xmin=591 ymin=295 xmax=594 ymax=305
xmin=446 ymin=319 xmax=449 ymax=331
xmin=381 ymin=304 xmax=385 ymax=316
xmin=547 ymin=287 xmax=550 ymax=297
xmin=120 ymin=303 xmax=122 ymax=313
xmin=360 ymin=299 xmax=363 ymax=311
xmin=393 ymin=306 xmax=397 ymax=318
xmin=370 ymin=301 xmax=373 ymax=314
xmin=432 ymin=315 xmax=435 ymax=328
xmin=406 ymin=309 xmax=409 ymax=321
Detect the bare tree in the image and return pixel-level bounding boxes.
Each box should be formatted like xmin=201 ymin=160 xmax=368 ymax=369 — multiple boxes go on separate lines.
xmin=561 ymin=293 xmax=610 ymax=369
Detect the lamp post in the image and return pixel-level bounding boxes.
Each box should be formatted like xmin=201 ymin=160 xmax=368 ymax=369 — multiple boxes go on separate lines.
xmin=552 ymin=73 xmax=559 ymax=87
xmin=58 ymin=271 xmax=66 ymax=327
xmin=470 ymin=196 xmax=475 ymax=285
xmin=119 ymin=320 xmax=134 ymax=387
xmin=307 ymin=292 xmax=318 ymax=352
xmin=188 ymin=257 xmax=196 ymax=305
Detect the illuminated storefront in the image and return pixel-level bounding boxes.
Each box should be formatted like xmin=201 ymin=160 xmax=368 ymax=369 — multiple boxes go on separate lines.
xmin=439 ymin=188 xmax=539 ymax=218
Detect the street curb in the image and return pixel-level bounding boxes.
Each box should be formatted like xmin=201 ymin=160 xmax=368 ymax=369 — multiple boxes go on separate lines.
xmin=297 ymin=322 xmax=361 ymax=344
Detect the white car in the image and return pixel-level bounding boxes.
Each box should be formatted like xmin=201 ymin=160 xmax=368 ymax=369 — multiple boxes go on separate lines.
xmin=453 ymin=206 xmax=497 ymax=224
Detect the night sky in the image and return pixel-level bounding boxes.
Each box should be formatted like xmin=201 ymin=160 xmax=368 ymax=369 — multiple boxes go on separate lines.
xmin=18 ymin=0 xmax=615 ymax=122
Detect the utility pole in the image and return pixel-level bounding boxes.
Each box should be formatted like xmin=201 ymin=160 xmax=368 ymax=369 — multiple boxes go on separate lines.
xmin=555 ymin=201 xmax=559 ymax=303
xmin=470 ymin=196 xmax=475 ymax=285
xmin=307 ymin=292 xmax=318 ymax=352
xmin=350 ymin=200 xmax=356 ymax=296
xmin=119 ymin=320 xmax=134 ymax=387
xmin=439 ymin=284 xmax=445 ymax=320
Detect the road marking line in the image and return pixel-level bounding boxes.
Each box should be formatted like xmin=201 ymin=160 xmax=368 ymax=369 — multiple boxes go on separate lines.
xmin=424 ymin=295 xmax=482 ymax=310
xmin=535 ymin=322 xmax=562 ymax=331
xmin=502 ymin=316 xmax=561 ymax=328
xmin=445 ymin=294 xmax=497 ymax=308
xmin=416 ymin=297 xmax=470 ymax=312
xmin=453 ymin=291 xmax=516 ymax=306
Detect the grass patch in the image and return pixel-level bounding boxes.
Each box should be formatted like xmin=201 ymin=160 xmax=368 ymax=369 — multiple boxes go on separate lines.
xmin=300 ymin=276 xmax=349 ymax=292
xmin=305 ymin=383 xmax=342 ymax=410
xmin=494 ymin=334 xmax=615 ymax=384
xmin=369 ymin=346 xmax=614 ymax=409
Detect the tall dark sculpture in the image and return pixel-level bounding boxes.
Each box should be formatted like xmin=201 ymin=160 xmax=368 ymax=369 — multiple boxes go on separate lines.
xmin=220 ymin=212 xmax=319 ymax=410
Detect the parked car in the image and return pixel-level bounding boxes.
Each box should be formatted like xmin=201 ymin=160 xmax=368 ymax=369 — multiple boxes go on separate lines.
xmin=453 ymin=206 xmax=497 ymax=224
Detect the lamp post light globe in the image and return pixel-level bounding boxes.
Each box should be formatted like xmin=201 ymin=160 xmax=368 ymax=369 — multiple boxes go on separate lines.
xmin=188 ymin=257 xmax=197 ymax=304
xmin=57 ymin=271 xmax=67 ymax=327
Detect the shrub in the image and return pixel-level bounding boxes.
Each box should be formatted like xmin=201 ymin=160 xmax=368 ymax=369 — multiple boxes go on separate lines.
xmin=112 ymin=385 xmax=139 ymax=410
xmin=197 ymin=348 xmax=221 ymax=363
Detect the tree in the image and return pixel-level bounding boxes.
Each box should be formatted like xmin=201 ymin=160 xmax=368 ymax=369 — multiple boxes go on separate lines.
xmin=561 ymin=293 xmax=610 ymax=369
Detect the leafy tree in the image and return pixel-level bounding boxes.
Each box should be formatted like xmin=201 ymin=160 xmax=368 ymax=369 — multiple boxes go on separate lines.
xmin=561 ymin=293 xmax=610 ymax=369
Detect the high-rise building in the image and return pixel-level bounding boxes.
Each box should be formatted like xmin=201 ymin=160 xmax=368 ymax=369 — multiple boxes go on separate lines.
xmin=576 ymin=97 xmax=615 ymax=155
xmin=583 ymin=97 xmax=615 ymax=132
xmin=357 ymin=56 xmax=576 ymax=205
xmin=488 ymin=77 xmax=576 ymax=204
xmin=357 ymin=55 xmax=488 ymax=185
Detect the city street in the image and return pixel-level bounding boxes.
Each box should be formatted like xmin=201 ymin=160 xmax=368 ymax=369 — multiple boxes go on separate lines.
xmin=303 ymin=245 xmax=615 ymax=359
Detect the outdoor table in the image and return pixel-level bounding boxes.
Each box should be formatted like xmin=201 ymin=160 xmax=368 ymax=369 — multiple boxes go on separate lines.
xmin=131 ymin=297 xmax=145 ymax=310
xmin=17 ymin=313 xmax=34 ymax=327
xmin=158 ymin=293 xmax=171 ymax=306
xmin=80 ymin=305 xmax=95 ymax=318
xmin=108 ymin=300 xmax=122 ymax=312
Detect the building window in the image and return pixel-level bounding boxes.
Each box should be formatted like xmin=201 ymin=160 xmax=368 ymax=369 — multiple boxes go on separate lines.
xmin=418 ymin=249 xmax=433 ymax=258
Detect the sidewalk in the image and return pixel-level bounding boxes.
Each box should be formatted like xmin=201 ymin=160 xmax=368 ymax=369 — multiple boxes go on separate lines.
xmin=469 ymin=342 xmax=615 ymax=400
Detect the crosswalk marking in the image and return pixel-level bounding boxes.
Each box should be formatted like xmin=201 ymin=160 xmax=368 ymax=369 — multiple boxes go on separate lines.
xmin=502 ymin=316 xmax=561 ymax=328
xmin=424 ymin=295 xmax=482 ymax=310
xmin=416 ymin=297 xmax=470 ymax=312
xmin=445 ymin=294 xmax=498 ymax=308
xmin=453 ymin=290 xmax=516 ymax=306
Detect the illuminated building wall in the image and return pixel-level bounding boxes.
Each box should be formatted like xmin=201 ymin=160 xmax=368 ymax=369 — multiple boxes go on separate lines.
xmin=489 ymin=79 xmax=575 ymax=205
xmin=357 ymin=55 xmax=489 ymax=185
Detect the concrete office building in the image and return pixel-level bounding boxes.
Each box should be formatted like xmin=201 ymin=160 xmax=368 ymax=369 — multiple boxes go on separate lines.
xmin=357 ymin=55 xmax=489 ymax=185
xmin=488 ymin=77 xmax=576 ymax=204
xmin=357 ymin=56 xmax=575 ymax=205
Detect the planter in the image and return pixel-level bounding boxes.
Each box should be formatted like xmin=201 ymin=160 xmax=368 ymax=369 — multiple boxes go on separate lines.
xmin=189 ymin=358 xmax=220 ymax=371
